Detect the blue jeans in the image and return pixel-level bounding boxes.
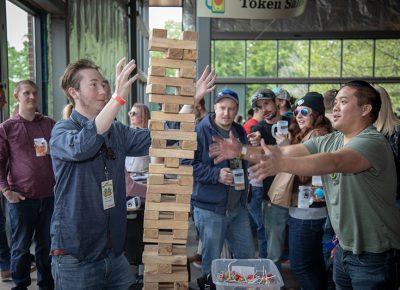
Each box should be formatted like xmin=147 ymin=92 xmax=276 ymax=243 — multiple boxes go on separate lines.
xmin=8 ymin=197 xmax=54 ymax=290
xmin=333 ymin=244 xmax=397 ymax=290
xmin=262 ymin=202 xmax=288 ymax=272
xmin=193 ymin=206 xmax=255 ymax=275
xmin=288 ymin=217 xmax=327 ymax=290
xmin=247 ymin=186 xmax=268 ymax=258
xmin=0 ymin=196 xmax=10 ymax=271
xmin=51 ymin=251 xmax=134 ymax=290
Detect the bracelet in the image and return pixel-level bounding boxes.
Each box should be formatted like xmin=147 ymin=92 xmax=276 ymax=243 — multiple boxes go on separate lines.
xmin=112 ymin=93 xmax=126 ymax=105
xmin=239 ymin=145 xmax=247 ymax=159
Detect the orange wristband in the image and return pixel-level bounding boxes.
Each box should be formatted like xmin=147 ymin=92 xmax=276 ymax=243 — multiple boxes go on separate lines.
xmin=112 ymin=94 xmax=126 ymax=105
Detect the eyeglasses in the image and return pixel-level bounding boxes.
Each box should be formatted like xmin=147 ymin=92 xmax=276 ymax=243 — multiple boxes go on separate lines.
xmin=128 ymin=111 xmax=136 ymax=117
xmin=294 ymin=108 xmax=311 ymax=117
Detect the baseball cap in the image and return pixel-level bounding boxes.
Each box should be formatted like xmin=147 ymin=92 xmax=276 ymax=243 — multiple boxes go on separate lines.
xmin=296 ymin=92 xmax=325 ymax=114
xmin=272 ymin=87 xmax=291 ymax=101
xmin=214 ymin=89 xmax=239 ymax=105
xmin=250 ymin=88 xmax=276 ymax=108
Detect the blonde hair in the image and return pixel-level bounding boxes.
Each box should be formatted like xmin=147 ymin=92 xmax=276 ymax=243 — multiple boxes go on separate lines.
xmin=13 ymin=80 xmax=38 ymax=98
xmin=374 ymin=85 xmax=400 ymax=136
xmin=131 ymin=103 xmax=150 ymax=129
xmin=62 ymin=103 xmax=74 ymax=119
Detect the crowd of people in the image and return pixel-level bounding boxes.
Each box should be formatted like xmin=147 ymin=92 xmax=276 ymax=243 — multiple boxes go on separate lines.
xmin=0 ymin=56 xmax=399 ymax=290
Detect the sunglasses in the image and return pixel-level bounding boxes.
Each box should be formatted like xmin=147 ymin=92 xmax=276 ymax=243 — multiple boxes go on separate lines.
xmin=294 ymin=108 xmax=311 ymax=117
xmin=128 ymin=111 xmax=137 ymax=117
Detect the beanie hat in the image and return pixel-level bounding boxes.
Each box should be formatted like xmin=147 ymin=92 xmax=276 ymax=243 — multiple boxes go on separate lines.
xmin=297 ymin=92 xmax=325 ymax=114
xmin=250 ymin=88 xmax=276 ymax=108
xmin=214 ymin=89 xmax=239 ymax=105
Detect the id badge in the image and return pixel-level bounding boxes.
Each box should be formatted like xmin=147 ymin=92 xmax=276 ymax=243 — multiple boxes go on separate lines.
xmin=34 ymin=138 xmax=48 ymax=157
xmin=101 ymin=180 xmax=115 ymax=210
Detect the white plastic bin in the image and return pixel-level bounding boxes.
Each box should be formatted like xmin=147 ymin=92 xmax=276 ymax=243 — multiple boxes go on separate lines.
xmin=211 ymin=259 xmax=284 ymax=290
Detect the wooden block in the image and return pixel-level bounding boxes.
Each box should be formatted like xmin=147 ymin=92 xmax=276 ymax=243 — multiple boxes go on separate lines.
xmin=165 ymin=157 xmax=179 ymax=168
xmin=150 ymin=58 xmax=195 ymax=69
xmin=147 ymin=184 xmax=193 ymax=194
xmin=166 ymin=48 xmax=183 ymax=60
xmin=143 ymin=282 xmax=159 ymax=290
xmin=148 ymin=174 xmax=165 ymax=185
xmin=149 ymin=66 xmax=166 ymax=76
xmin=146 ymin=84 xmax=165 ymax=94
xmin=158 ymin=243 xmax=173 ymax=256
xmin=174 ymin=282 xmax=188 ymax=290
xmin=144 ymin=210 xmax=159 ymax=220
xmin=151 ymin=111 xmax=195 ymax=123
xmin=151 ymin=139 xmax=167 ymax=149
xmin=144 ymin=219 xmax=189 ymax=230
xmin=151 ymin=29 xmax=167 ymax=38
xmin=146 ymin=202 xmax=190 ymax=212
xmin=177 ymin=86 xmax=196 ymax=97
xmin=162 ymin=103 xmax=180 ymax=113
xmin=174 ymin=212 xmax=189 ymax=221
xmin=149 ymin=94 xmax=194 ymax=106
xmin=144 ymin=265 xmax=188 ymax=283
xmin=173 ymin=229 xmax=188 ymax=239
xmin=144 ymin=229 xmax=158 ymax=239
xmin=178 ymin=175 xmax=193 ymax=186
xmin=143 ymin=231 xmax=187 ymax=245
xmin=149 ymin=164 xmax=193 ymax=175
xmin=149 ymin=36 xmax=197 ymax=50
xmin=148 ymin=120 xmax=165 ymax=131
xmin=148 ymin=75 xmax=194 ymax=88
xmin=143 ymin=282 xmax=188 ymax=290
xmin=180 ymin=122 xmax=195 ymax=132
xmin=181 ymin=140 xmax=197 ymax=150
xmin=183 ymin=49 xmax=198 ymax=60
xmin=147 ymin=193 xmax=161 ymax=202
xmin=176 ymin=195 xmax=191 ymax=204
xmin=180 ymin=31 xmax=197 ymax=41
xmin=179 ymin=67 xmax=196 ymax=78
xmin=151 ymin=130 xmax=196 ymax=141
xmin=158 ymin=264 xmax=172 ymax=274
xmin=150 ymin=148 xmax=194 ymax=159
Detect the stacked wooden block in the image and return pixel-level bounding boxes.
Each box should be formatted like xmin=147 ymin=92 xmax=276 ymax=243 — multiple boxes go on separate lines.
xmin=142 ymin=28 xmax=198 ymax=290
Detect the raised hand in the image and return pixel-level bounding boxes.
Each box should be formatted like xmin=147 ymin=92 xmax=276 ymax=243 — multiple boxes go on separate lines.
xmin=209 ymin=131 xmax=241 ymax=164
xmin=218 ymin=168 xmax=234 ymax=185
xmin=248 ymin=139 xmax=282 ymax=181
xmin=247 ymin=131 xmax=261 ymax=146
xmin=195 ymin=65 xmax=216 ymax=105
xmin=114 ymin=58 xmax=139 ymax=100
xmin=275 ymin=132 xmax=291 ymax=147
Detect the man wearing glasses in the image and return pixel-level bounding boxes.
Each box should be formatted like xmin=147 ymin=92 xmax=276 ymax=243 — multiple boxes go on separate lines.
xmin=210 ymin=80 xmax=400 ymax=290
xmin=49 ymin=58 xmax=150 ymax=290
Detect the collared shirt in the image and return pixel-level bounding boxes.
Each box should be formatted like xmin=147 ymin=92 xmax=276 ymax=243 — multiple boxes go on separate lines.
xmin=50 ymin=110 xmax=150 ymax=261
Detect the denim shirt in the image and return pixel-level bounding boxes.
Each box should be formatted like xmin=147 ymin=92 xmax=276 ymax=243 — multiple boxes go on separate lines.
xmin=50 ymin=110 xmax=150 ymax=261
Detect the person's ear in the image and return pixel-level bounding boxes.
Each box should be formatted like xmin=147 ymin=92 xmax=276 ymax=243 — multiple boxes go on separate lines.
xmin=361 ymin=104 xmax=372 ymax=117
xmin=68 ymin=87 xmax=79 ymax=101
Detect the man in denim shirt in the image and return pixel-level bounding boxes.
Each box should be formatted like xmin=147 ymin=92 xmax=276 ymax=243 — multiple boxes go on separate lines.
xmin=50 ymin=58 xmax=150 ymax=290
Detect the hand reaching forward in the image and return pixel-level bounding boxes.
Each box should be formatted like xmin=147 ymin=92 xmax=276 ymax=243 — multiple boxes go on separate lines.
xmin=218 ymin=168 xmax=233 ymax=185
xmin=248 ymin=139 xmax=282 ymax=182
xmin=275 ymin=132 xmax=291 ymax=147
xmin=114 ymin=58 xmax=139 ymax=100
xmin=209 ymin=131 xmax=241 ymax=164
xmin=195 ymin=65 xmax=216 ymax=105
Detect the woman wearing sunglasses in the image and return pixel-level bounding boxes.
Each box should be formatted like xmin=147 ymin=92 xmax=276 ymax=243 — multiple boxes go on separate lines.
xmin=275 ymin=92 xmax=332 ymax=290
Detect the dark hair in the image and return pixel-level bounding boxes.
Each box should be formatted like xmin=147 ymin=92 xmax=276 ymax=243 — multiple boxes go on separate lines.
xmin=341 ymin=80 xmax=381 ymax=123
xmin=60 ymin=59 xmax=100 ymax=105
xmin=289 ymin=111 xmax=332 ymax=145
xmin=323 ymin=89 xmax=338 ymax=112
xmin=247 ymin=108 xmax=254 ymax=117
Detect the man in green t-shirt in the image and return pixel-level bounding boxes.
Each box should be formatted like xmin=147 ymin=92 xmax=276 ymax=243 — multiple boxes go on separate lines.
xmin=209 ymin=80 xmax=400 ymax=290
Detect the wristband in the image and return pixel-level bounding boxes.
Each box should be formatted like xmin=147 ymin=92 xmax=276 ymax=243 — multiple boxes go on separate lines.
xmin=112 ymin=93 xmax=126 ymax=105
xmin=239 ymin=145 xmax=247 ymax=159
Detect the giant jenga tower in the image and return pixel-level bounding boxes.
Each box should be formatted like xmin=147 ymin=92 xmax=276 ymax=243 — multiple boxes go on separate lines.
xmin=142 ymin=28 xmax=198 ymax=290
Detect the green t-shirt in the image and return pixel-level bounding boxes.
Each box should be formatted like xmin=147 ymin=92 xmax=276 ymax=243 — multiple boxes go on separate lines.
xmin=304 ymin=126 xmax=400 ymax=254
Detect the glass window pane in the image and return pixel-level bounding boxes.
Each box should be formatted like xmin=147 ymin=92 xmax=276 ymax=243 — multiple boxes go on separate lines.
xmin=343 ymin=40 xmax=373 ymax=77
xmin=375 ymin=40 xmax=400 ymax=77
xmin=214 ymin=41 xmax=245 ymax=77
xmin=310 ymin=40 xmax=341 ymax=77
xmin=278 ymin=40 xmax=309 ymax=78
xmin=247 ymin=40 xmax=277 ymax=77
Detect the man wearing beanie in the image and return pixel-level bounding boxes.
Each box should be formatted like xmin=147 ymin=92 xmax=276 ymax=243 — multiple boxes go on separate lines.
xmin=182 ymin=89 xmax=254 ymax=289
xmin=247 ymin=88 xmax=291 ymax=273
xmin=210 ymin=81 xmax=400 ymax=290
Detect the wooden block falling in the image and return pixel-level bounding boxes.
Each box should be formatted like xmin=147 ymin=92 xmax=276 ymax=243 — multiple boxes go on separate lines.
xmin=149 ymin=94 xmax=194 ymax=106
xmin=149 ymin=66 xmax=166 ymax=76
xmin=181 ymin=140 xmax=197 ymax=150
xmin=166 ymin=48 xmax=183 ymax=60
xmin=162 ymin=103 xmax=180 ymax=113
xmin=149 ymin=164 xmax=193 ymax=175
xmin=180 ymin=122 xmax=195 ymax=132
xmin=183 ymin=49 xmax=198 ymax=60
xmin=146 ymin=84 xmax=166 ymax=94
xmin=151 ymin=29 xmax=167 ymax=38
xmin=164 ymin=157 xmax=179 ymax=168
xmin=151 ymin=139 xmax=167 ymax=149
xmin=176 ymin=86 xmax=196 ymax=97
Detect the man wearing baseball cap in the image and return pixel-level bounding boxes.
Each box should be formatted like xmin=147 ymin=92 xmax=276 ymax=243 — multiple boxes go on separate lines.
xmin=182 ymin=89 xmax=254 ymax=289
